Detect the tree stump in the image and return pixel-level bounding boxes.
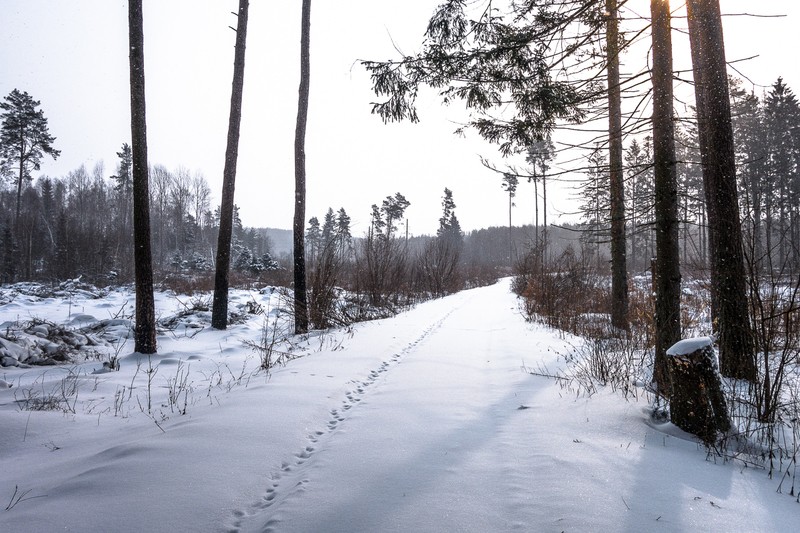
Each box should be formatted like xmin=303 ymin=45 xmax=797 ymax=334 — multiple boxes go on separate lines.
xmin=666 ymin=337 xmax=731 ymax=444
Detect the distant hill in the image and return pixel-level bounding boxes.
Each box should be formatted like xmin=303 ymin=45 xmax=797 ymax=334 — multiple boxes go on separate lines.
xmin=257 ymin=228 xmax=293 ymax=257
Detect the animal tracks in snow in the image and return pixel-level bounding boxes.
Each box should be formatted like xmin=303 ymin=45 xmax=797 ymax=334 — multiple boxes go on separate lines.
xmin=227 ymin=309 xmax=454 ymax=533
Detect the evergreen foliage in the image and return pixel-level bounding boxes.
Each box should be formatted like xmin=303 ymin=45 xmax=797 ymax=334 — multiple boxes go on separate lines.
xmin=362 ymin=0 xmax=604 ymax=155
xmin=0 ymin=89 xmax=61 ymax=223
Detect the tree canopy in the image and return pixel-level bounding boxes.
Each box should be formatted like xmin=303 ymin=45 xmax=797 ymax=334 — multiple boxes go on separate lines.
xmin=0 ymin=89 xmax=60 ymax=222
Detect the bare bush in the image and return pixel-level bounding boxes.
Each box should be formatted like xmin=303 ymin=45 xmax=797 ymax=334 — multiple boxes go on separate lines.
xmin=308 ymin=243 xmax=343 ymax=329
xmin=416 ymin=236 xmax=462 ymax=298
xmin=514 ymin=244 xmax=612 ymax=338
xmin=14 ymin=367 xmax=83 ymax=413
xmin=355 ymin=232 xmax=412 ymax=308
xmin=245 ymin=303 xmax=296 ymax=373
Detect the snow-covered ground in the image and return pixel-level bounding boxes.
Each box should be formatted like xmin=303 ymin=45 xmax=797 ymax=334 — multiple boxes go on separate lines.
xmin=0 ymin=279 xmax=797 ymax=532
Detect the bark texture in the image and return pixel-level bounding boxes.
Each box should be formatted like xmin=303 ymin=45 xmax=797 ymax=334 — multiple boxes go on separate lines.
xmin=606 ymin=0 xmax=629 ymax=331
xmin=650 ymin=0 xmax=682 ymax=393
xmin=212 ymin=0 xmax=250 ymax=330
xmin=293 ymin=0 xmax=312 ymax=334
xmin=667 ymin=340 xmax=731 ymax=444
xmin=128 ymin=0 xmax=156 ymax=354
xmin=686 ymin=0 xmax=756 ymax=380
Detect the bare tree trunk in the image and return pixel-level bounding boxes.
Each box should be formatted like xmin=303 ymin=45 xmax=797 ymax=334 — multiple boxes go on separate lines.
xmin=212 ymin=0 xmax=249 ymax=330
xmin=686 ymin=0 xmax=756 ymax=380
xmin=508 ymin=190 xmax=513 ymax=269
xmin=650 ymin=0 xmax=682 ymax=393
xmin=128 ymin=0 xmax=156 ymax=354
xmin=533 ymin=178 xmax=539 ymax=245
xmin=293 ymin=0 xmax=312 ymax=334
xmin=15 ymin=159 xmax=24 ymax=226
xmin=606 ymin=0 xmax=629 ymax=331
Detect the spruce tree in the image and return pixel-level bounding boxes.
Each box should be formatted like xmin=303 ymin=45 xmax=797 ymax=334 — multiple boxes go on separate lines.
xmin=762 ymin=78 xmax=800 ymax=269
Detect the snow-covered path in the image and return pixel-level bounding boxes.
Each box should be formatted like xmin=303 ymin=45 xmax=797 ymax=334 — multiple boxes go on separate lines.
xmin=2 ymin=280 xmax=798 ymax=532
xmin=227 ymin=281 xmax=797 ymax=533
xmin=230 ymin=284 xmax=557 ymax=532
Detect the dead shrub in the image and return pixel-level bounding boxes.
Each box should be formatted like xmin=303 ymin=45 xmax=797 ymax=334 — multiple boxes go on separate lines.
xmin=515 ymin=244 xmax=610 ymax=337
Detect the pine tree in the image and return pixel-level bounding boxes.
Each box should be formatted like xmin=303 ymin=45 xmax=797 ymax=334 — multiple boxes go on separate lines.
xmin=212 ymin=0 xmax=249 ymax=330
xmin=321 ymin=208 xmax=335 ymax=248
xmin=359 ymin=193 xmax=411 ymax=306
xmin=580 ymin=146 xmax=610 ymax=268
xmin=650 ymin=0 xmax=682 ymax=392
xmin=0 ymin=89 xmax=61 ymax=224
xmin=293 ymin=0 xmax=312 ymax=334
xmin=363 ymin=0 xmax=632 ymax=328
xmin=379 ymin=193 xmax=411 ymax=240
xmin=363 ymin=1 xmax=599 ymax=153
xmin=501 ymin=173 xmax=518 ymax=267
xmin=437 ymin=188 xmax=463 ymax=248
xmin=305 ymin=216 xmax=321 ymax=264
xmin=335 ymin=207 xmax=352 ymax=256
xmin=420 ymin=188 xmax=464 ymax=296
xmin=605 ymin=0 xmax=629 ymax=331
xmin=686 ymin=0 xmax=755 ymax=380
xmin=128 ymin=0 xmax=157 ymax=354
xmin=525 ymin=137 xmax=554 ymax=247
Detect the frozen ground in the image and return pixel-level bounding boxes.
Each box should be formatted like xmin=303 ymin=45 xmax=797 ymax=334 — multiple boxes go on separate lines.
xmin=0 ymin=279 xmax=797 ymax=532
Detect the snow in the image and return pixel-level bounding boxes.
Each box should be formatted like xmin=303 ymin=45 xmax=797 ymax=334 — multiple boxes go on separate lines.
xmin=1 ymin=280 xmax=797 ymax=532
xmin=667 ymin=336 xmax=714 ymax=357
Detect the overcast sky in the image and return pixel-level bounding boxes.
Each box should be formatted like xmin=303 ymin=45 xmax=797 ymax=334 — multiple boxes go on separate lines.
xmin=1 ymin=1 xmax=798 ymax=236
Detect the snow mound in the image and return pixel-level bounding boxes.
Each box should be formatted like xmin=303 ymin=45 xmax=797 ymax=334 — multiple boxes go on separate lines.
xmin=666 ymin=336 xmax=714 ymax=356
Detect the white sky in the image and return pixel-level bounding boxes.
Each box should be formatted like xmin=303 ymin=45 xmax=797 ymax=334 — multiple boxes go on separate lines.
xmin=1 ymin=0 xmax=798 ymax=235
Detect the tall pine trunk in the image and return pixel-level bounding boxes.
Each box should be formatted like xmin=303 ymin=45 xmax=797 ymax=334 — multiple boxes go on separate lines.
xmin=508 ymin=190 xmax=513 ymax=269
xmin=686 ymin=0 xmax=756 ymax=380
xmin=650 ymin=0 xmax=682 ymax=392
xmin=128 ymin=0 xmax=156 ymax=354
xmin=293 ymin=0 xmax=312 ymax=334
xmin=15 ymin=158 xmax=24 ymax=226
xmin=606 ymin=0 xmax=629 ymax=331
xmin=212 ymin=0 xmax=250 ymax=330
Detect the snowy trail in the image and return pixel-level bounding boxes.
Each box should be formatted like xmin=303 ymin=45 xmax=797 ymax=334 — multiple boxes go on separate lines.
xmin=229 ymin=283 xmax=564 ymax=532
xmin=228 ymin=304 xmax=460 ymax=532
xmin=2 ymin=280 xmax=798 ymax=532
xmin=227 ymin=281 xmax=800 ymax=533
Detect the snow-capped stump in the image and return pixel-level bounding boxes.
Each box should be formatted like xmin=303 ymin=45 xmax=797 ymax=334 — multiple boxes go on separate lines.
xmin=666 ymin=337 xmax=731 ymax=444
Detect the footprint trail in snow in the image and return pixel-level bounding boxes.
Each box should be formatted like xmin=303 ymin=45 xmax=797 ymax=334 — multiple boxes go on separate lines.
xmin=227 ymin=308 xmax=455 ymax=533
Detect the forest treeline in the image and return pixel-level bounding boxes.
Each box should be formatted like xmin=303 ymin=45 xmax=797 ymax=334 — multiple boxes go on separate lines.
xmin=580 ymin=77 xmax=800 ymax=277
xmin=0 ymin=146 xmax=276 ymax=284
xmin=2 ymin=77 xmax=798 ymax=291
xmin=0 ymin=148 xmax=512 ymax=292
